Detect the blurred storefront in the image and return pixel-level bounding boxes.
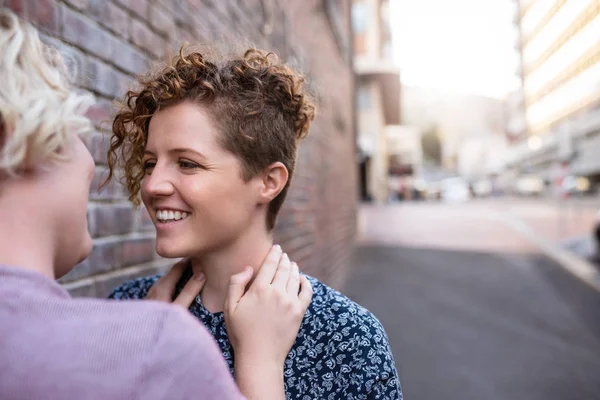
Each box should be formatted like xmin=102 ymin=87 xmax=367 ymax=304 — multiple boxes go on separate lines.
xmin=506 ymin=0 xmax=600 ymax=193
xmin=352 ymin=0 xmax=401 ymax=202
xmin=386 ymin=125 xmax=423 ymax=200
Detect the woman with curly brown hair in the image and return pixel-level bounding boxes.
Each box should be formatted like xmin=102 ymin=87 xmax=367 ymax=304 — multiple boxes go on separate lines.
xmin=107 ymin=46 xmax=402 ymax=399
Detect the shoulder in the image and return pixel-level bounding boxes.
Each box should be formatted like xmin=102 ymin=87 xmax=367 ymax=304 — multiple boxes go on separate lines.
xmin=138 ymin=305 xmax=244 ymax=399
xmin=304 ymin=274 xmax=388 ymax=338
xmin=108 ymin=274 xmax=163 ymax=300
xmin=301 ymin=275 xmax=402 ymax=397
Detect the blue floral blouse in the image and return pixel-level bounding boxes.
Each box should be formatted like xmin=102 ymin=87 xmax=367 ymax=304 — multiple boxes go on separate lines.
xmin=109 ymin=267 xmax=403 ymax=399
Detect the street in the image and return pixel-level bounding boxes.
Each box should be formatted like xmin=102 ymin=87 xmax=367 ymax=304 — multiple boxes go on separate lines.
xmin=344 ymin=199 xmax=600 ymax=400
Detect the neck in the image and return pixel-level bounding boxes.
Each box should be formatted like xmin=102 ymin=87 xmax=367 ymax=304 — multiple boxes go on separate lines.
xmin=190 ymin=223 xmax=273 ymax=313
xmin=0 ymin=193 xmax=56 ymax=280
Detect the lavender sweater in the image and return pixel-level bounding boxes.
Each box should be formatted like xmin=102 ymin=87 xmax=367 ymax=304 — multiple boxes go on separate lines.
xmin=0 ymin=266 xmax=245 ymax=400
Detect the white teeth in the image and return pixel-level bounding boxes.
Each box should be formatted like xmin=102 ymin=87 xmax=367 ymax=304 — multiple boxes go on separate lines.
xmin=156 ymin=209 xmax=189 ymax=222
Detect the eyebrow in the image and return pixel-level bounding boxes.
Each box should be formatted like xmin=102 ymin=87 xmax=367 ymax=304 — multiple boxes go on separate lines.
xmin=144 ymin=148 xmax=207 ymax=160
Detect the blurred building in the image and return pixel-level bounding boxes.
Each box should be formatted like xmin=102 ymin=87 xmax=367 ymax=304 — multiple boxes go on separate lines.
xmin=458 ymin=133 xmax=509 ymax=179
xmin=401 ymin=85 xmax=506 ymax=172
xmin=352 ymin=0 xmax=401 ymax=202
xmin=506 ymin=0 xmax=600 ymax=190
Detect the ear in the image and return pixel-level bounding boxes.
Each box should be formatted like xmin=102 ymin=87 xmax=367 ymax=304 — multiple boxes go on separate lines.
xmin=256 ymin=162 xmax=289 ymax=204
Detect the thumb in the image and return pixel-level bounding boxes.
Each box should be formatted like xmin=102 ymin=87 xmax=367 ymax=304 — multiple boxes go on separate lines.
xmin=225 ymin=266 xmax=253 ymax=313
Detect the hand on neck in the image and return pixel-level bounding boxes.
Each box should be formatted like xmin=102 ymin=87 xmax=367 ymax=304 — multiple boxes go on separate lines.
xmin=190 ymin=229 xmax=274 ymax=313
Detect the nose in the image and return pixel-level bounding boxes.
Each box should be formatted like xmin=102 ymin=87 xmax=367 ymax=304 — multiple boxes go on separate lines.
xmin=142 ymin=162 xmax=175 ymax=197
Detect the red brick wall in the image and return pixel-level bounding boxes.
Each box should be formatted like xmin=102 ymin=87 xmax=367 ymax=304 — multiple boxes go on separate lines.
xmin=3 ymin=0 xmax=357 ymax=296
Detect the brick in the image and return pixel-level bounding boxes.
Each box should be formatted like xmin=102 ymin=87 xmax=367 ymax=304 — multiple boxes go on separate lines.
xmin=114 ymin=0 xmax=148 ymax=19
xmin=66 ymin=281 xmax=98 ymax=298
xmin=83 ymin=130 xmax=110 ymax=165
xmin=136 ymin=207 xmax=155 ymax=232
xmin=91 ymin=262 xmax=169 ymax=298
xmin=59 ymin=256 xmax=95 ymax=282
xmin=111 ymin=40 xmax=148 ymax=76
xmin=122 ymin=237 xmax=155 ymax=266
xmin=87 ymin=57 xmax=133 ymax=100
xmin=91 ymin=203 xmax=135 ymax=237
xmin=85 ymin=97 xmax=114 ymax=130
xmin=85 ymin=237 xmax=123 ymax=275
xmin=63 ymin=0 xmax=87 ymax=11
xmin=170 ymin=0 xmax=191 ymax=25
xmin=61 ymin=5 xmax=113 ymax=61
xmin=39 ymin=34 xmax=89 ymax=88
xmin=87 ymin=58 xmax=123 ymax=98
xmin=87 ymin=0 xmax=129 ymax=39
xmin=148 ymin=3 xmax=175 ymax=37
xmin=106 ymin=1 xmax=129 ymax=39
xmin=131 ymin=19 xmax=165 ymax=58
xmin=91 ymin=168 xmax=127 ymax=200
xmin=9 ymin=0 xmax=59 ymax=35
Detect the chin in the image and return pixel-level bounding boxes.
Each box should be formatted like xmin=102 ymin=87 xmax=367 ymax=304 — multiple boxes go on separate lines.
xmin=79 ymin=234 xmax=93 ymax=261
xmin=155 ymin=240 xmax=188 ymax=259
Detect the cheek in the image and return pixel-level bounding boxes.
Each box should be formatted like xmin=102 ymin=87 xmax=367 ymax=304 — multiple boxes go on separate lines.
xmin=183 ymin=176 xmax=250 ymax=215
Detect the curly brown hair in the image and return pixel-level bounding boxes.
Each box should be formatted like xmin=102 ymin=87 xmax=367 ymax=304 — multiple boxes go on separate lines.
xmin=106 ymin=46 xmax=316 ymax=230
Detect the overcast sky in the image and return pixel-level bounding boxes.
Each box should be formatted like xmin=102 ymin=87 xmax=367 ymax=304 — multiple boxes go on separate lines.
xmin=390 ymin=0 xmax=521 ymax=99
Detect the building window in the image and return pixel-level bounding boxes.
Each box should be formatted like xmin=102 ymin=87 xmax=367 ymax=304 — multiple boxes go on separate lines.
xmin=351 ymin=2 xmax=369 ymax=33
xmin=357 ymin=86 xmax=371 ymax=110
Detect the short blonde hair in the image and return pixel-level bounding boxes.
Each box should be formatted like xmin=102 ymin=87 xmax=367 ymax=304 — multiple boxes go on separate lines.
xmin=0 ymin=8 xmax=93 ymax=177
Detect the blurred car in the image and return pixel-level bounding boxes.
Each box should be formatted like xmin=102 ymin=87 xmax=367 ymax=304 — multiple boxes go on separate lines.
xmin=425 ymin=181 xmax=442 ymax=200
xmin=562 ymin=175 xmax=592 ymax=196
xmin=440 ymin=177 xmax=471 ymax=203
xmin=514 ymin=175 xmax=544 ymax=196
xmin=472 ymin=179 xmax=492 ymax=198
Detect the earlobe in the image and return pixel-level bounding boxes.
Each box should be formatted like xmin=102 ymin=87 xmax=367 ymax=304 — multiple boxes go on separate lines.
xmin=259 ymin=162 xmax=289 ymax=203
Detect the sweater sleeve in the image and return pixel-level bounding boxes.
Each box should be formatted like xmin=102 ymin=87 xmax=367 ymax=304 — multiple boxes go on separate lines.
xmin=139 ymin=306 xmax=245 ymax=400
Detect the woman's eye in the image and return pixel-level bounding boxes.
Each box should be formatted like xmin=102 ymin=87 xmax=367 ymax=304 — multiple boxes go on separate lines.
xmin=179 ymin=160 xmax=200 ymax=170
xmin=143 ymin=161 xmax=156 ymax=172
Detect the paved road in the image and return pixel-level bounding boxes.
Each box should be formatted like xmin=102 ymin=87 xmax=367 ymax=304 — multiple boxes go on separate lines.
xmin=344 ymin=201 xmax=600 ymax=400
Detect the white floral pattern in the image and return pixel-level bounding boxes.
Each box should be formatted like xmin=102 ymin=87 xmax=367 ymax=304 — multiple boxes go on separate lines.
xmin=109 ymin=267 xmax=403 ymax=399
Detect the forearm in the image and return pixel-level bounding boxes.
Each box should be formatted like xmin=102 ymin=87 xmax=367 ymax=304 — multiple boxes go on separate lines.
xmin=235 ymin=358 xmax=285 ymax=400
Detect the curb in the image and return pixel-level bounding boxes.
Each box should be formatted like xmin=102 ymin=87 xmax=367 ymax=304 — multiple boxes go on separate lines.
xmin=494 ymin=211 xmax=600 ymax=293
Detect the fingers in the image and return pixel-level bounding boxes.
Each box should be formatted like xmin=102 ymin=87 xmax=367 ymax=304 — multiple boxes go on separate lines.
xmin=147 ymin=259 xmax=188 ymax=301
xmin=254 ymin=245 xmax=283 ymax=286
xmin=225 ymin=266 xmax=254 ymax=313
xmin=173 ymin=273 xmax=206 ymax=308
xmin=158 ymin=259 xmax=188 ymax=287
xmin=286 ymin=262 xmax=300 ymax=295
xmin=272 ymin=253 xmax=292 ymax=288
xmin=298 ymin=275 xmax=313 ymax=309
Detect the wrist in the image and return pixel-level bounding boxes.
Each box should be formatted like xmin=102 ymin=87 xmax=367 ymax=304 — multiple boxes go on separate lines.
xmin=235 ymin=356 xmax=284 ymax=377
xmin=235 ymin=358 xmax=285 ymax=400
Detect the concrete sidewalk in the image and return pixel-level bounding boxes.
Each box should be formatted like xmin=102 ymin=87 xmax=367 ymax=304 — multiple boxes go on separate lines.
xmin=561 ymin=235 xmax=599 ymax=264
xmin=487 ymin=207 xmax=600 ymax=293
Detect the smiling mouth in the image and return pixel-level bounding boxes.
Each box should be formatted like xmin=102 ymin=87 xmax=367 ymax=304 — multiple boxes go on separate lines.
xmin=156 ymin=209 xmax=190 ymax=223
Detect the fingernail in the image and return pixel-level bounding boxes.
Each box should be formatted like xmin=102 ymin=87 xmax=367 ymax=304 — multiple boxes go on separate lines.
xmin=194 ymin=272 xmax=205 ymax=281
xmin=274 ymin=244 xmax=281 ymax=251
xmin=283 ymin=253 xmax=289 ymax=261
xmin=244 ymin=265 xmax=253 ymax=273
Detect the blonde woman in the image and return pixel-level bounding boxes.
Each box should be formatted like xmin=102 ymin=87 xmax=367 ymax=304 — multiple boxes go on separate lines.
xmin=0 ymin=8 xmax=310 ymax=400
